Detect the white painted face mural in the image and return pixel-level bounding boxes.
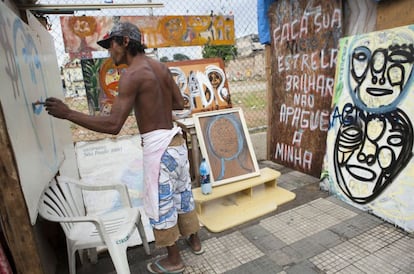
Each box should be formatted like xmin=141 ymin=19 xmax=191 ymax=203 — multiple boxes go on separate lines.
xmin=333 ymin=34 xmax=414 ymax=204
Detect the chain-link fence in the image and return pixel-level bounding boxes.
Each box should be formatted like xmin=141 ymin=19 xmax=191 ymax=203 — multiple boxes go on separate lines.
xmin=43 ymin=0 xmax=267 ymax=142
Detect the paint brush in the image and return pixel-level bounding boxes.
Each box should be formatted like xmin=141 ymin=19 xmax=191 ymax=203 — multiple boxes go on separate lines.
xmin=32 ymin=101 xmax=46 ymax=113
xmin=32 ymin=101 xmax=46 ymax=106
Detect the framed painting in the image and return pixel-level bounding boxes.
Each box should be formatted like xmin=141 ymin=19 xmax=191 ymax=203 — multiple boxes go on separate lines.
xmin=166 ymin=58 xmax=232 ymax=118
xmin=193 ymin=107 xmax=260 ymax=186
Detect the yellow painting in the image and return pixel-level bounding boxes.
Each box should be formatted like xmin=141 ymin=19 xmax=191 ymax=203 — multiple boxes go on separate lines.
xmin=60 ymin=15 xmax=235 ymax=53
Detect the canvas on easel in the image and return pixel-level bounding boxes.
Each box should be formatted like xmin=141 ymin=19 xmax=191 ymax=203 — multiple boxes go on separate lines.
xmin=193 ymin=107 xmax=260 ymax=186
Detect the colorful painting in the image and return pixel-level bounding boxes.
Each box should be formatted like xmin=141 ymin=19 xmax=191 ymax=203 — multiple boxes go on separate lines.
xmin=193 ymin=108 xmax=260 ymax=186
xmin=268 ymin=0 xmax=343 ymax=177
xmin=60 ymin=15 xmax=235 ymax=54
xmin=0 ymin=3 xmax=67 ymax=224
xmin=322 ymin=25 xmax=414 ymax=232
xmin=81 ymin=58 xmax=127 ymax=115
xmin=167 ymin=58 xmax=232 ymax=118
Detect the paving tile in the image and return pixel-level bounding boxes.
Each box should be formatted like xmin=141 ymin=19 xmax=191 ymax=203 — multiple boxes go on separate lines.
xmin=273 ymin=225 xmax=307 ymax=244
xmin=277 ymin=181 xmax=298 ymax=191
xmin=260 ymin=214 xmax=293 ymax=234
xmin=250 ymin=233 xmax=287 ymax=253
xmin=201 ymin=237 xmax=241 ymax=274
xmin=184 ymin=262 xmax=215 ymax=274
xmin=335 ymin=264 xmax=366 ymax=274
xmin=291 ymin=204 xmax=324 ymax=219
xmin=268 ymin=246 xmax=302 ymax=266
xmin=324 ymin=205 xmax=358 ymax=222
xmin=329 ymin=214 xmax=380 ymax=240
xmin=329 ymin=241 xmax=369 ymax=264
xmin=308 ymin=198 xmax=339 ymax=210
xmin=283 ymin=259 xmax=322 ymax=274
xmin=289 ymin=238 xmax=327 ymax=260
xmin=239 ymin=223 xmax=273 ymax=242
xmin=325 ymin=196 xmax=365 ymax=214
xmin=373 ymin=236 xmax=414 ymax=271
xmin=353 ymin=253 xmax=401 ymax=274
xmin=219 ymin=231 xmax=264 ymax=264
xmin=224 ymin=256 xmax=282 ymax=274
xmin=309 ymin=250 xmax=351 ymax=274
xmin=349 ymin=224 xmax=402 ymax=253
xmin=312 ymin=213 xmax=342 ymax=229
xmin=306 ymin=229 xmax=345 ymax=249
xmin=277 ymin=175 xmax=304 ymax=190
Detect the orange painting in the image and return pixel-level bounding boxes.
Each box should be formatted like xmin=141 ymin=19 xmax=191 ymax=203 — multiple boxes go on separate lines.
xmin=60 ymin=15 xmax=235 ymax=53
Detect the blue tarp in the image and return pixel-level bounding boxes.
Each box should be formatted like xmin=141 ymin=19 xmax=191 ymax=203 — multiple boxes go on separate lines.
xmin=257 ymin=0 xmax=276 ymax=44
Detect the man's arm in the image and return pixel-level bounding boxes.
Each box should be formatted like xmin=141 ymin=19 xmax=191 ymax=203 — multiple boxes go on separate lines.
xmin=45 ymin=72 xmax=136 ymax=135
xmin=168 ymin=69 xmax=184 ymax=110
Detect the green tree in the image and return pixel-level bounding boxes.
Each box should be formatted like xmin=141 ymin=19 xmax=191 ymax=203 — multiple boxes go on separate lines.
xmin=81 ymin=58 xmax=105 ymax=114
xmin=202 ymin=44 xmax=237 ymax=61
xmin=173 ymin=53 xmax=190 ymax=61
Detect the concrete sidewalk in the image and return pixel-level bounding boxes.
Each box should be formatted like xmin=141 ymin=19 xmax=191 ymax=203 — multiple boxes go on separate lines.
xmin=62 ymin=159 xmax=414 ymax=274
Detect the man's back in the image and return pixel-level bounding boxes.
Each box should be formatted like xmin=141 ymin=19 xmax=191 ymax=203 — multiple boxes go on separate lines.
xmin=122 ymin=54 xmax=183 ymax=134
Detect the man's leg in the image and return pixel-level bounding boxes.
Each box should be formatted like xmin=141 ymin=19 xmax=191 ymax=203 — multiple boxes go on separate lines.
xmin=148 ymin=227 xmax=184 ymax=273
xmin=177 ymin=210 xmax=203 ymax=254
xmin=147 ymin=149 xmax=185 ymax=273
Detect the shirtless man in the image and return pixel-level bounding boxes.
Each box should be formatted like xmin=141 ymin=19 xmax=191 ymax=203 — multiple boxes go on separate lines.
xmin=45 ymin=22 xmax=203 ymax=274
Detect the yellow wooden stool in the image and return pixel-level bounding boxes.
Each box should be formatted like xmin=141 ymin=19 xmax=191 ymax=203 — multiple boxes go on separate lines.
xmin=192 ymin=167 xmax=296 ymax=232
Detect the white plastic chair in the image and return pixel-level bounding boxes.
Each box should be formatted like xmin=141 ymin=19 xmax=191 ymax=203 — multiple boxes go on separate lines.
xmin=38 ymin=176 xmax=151 ymax=274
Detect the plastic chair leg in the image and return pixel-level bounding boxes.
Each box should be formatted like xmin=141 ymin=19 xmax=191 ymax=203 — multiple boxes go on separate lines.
xmin=67 ymin=245 xmax=77 ymax=274
xmin=136 ymin=215 xmax=151 ymax=255
xmin=87 ymin=248 xmax=98 ymax=264
xmin=106 ymin=242 xmax=131 ymax=274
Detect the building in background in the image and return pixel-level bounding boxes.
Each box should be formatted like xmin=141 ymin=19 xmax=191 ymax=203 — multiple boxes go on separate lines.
xmin=62 ymin=58 xmax=86 ymax=97
xmin=226 ymin=34 xmax=265 ymax=81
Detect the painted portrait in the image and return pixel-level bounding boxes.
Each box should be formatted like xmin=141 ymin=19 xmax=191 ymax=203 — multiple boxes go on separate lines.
xmin=323 ymin=25 xmax=414 ymax=232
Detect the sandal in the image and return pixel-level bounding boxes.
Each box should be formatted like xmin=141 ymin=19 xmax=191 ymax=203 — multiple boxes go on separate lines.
xmin=185 ymin=238 xmax=205 ymax=255
xmin=147 ymin=258 xmax=185 ymax=274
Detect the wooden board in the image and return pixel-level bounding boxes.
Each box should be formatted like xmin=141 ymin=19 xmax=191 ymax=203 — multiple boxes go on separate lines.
xmin=267 ymin=0 xmax=342 ymax=177
xmin=376 ymin=0 xmax=414 ymax=31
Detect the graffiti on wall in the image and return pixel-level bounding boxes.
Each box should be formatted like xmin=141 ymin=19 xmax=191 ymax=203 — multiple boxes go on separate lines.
xmin=322 ymin=25 xmax=414 ymax=232
xmin=268 ymin=0 xmax=342 ymax=177
xmin=60 ymin=15 xmax=235 ymax=54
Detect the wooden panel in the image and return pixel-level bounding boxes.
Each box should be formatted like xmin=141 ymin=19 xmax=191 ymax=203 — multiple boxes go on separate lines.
xmin=268 ymin=0 xmax=342 ymax=177
xmin=377 ymin=0 xmax=414 ymax=31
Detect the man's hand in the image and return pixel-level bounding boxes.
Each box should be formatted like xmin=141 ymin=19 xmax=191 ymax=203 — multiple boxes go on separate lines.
xmin=45 ymin=97 xmax=71 ymax=119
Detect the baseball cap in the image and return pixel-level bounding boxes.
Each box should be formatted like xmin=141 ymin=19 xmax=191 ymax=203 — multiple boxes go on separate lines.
xmin=97 ymin=22 xmax=142 ymax=49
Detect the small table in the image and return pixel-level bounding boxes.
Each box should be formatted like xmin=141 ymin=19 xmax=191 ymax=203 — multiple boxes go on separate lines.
xmin=176 ymin=117 xmax=201 ymax=186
